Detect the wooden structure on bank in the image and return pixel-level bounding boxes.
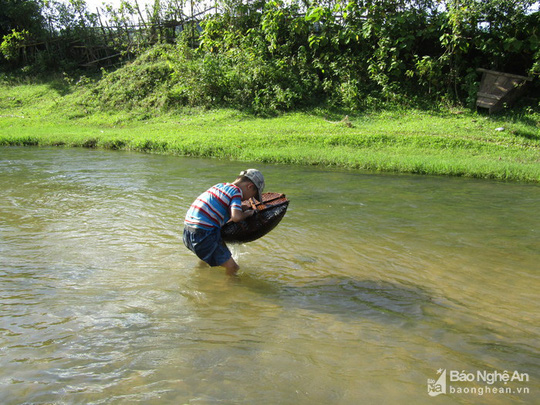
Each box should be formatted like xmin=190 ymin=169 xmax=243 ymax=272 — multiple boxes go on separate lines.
xmin=13 ymin=2 xmax=215 ymax=69
xmin=476 ymin=68 xmax=532 ymax=114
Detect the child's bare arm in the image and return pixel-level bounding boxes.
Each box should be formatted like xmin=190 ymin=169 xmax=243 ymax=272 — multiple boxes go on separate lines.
xmin=230 ymin=208 xmax=255 ymax=222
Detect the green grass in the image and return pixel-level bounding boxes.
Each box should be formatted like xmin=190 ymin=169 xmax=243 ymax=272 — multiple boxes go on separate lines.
xmin=1 ymin=81 xmax=539 ymax=182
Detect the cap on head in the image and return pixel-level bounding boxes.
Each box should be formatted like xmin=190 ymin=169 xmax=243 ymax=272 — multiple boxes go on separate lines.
xmin=240 ymin=169 xmax=265 ymax=202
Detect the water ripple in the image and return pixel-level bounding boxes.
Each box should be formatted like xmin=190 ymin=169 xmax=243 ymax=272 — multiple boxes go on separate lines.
xmin=1 ymin=148 xmax=538 ymax=404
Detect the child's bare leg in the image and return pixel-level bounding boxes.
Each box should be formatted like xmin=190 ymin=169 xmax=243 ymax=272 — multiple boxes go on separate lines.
xmin=222 ymin=257 xmax=239 ymax=276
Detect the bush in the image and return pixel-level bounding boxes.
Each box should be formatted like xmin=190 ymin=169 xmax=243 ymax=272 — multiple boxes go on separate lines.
xmin=88 ymin=44 xmax=176 ymax=110
xmin=62 ymin=1 xmax=539 ymax=115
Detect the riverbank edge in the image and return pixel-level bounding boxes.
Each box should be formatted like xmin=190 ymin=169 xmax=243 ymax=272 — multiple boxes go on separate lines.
xmin=2 ymin=119 xmax=539 ymax=183
xmin=1 ymin=84 xmax=539 ymax=183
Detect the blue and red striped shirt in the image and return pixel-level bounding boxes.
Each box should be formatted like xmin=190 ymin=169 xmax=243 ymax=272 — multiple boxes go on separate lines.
xmin=184 ymin=183 xmax=243 ymax=229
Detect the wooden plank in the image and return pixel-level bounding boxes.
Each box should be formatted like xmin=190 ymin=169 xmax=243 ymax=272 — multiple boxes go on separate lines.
xmin=477 ymin=68 xmax=532 ymax=82
xmin=80 ymin=53 xmax=122 ymax=67
xmin=477 ymin=101 xmax=496 ymax=108
xmin=476 ymin=67 xmax=532 ymax=114
xmin=477 ymin=92 xmax=503 ymax=101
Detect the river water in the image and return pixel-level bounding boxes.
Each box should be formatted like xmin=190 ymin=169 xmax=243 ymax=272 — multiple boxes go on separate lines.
xmin=0 ymin=147 xmax=538 ymax=404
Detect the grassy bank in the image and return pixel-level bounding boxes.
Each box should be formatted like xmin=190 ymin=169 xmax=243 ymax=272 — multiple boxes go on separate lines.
xmin=1 ymin=81 xmax=539 ymax=182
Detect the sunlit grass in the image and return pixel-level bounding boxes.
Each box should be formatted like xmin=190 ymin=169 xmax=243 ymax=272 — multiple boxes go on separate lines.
xmin=1 ymin=82 xmax=539 ymax=182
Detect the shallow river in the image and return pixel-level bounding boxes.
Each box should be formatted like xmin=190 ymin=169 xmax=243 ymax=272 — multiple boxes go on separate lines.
xmin=0 ymin=147 xmax=538 ymax=404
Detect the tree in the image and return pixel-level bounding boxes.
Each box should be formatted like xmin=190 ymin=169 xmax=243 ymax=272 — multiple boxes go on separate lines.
xmin=0 ymin=0 xmax=44 ymax=39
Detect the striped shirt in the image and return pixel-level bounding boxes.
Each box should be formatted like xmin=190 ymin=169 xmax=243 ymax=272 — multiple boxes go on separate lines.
xmin=184 ymin=183 xmax=243 ymax=229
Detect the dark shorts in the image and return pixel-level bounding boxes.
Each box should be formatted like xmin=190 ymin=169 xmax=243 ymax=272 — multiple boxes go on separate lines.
xmin=183 ymin=226 xmax=232 ymax=267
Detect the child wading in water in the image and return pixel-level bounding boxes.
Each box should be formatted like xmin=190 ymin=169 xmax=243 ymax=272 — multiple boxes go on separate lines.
xmin=183 ymin=169 xmax=265 ymax=275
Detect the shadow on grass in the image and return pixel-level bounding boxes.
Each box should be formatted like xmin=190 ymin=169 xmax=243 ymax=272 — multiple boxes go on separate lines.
xmin=46 ymin=79 xmax=73 ymax=97
xmin=511 ymin=129 xmax=540 ymax=141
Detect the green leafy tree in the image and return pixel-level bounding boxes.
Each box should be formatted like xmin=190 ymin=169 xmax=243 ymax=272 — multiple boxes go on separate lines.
xmin=0 ymin=0 xmax=44 ymax=39
xmin=0 ymin=28 xmax=29 ymax=60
